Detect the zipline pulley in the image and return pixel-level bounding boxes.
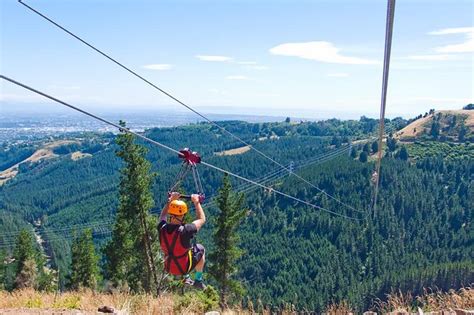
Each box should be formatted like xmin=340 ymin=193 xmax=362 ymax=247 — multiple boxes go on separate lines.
xmin=168 ymin=148 xmax=205 ymax=203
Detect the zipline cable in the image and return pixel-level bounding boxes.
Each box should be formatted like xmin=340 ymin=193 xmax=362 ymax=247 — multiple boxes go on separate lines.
xmin=372 ymin=0 xmax=396 ymax=218
xmin=0 ymin=75 xmax=366 ymax=221
xmin=17 ymin=0 xmax=366 ymax=217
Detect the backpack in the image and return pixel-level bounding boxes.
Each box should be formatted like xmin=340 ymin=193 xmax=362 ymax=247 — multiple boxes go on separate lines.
xmin=159 ymin=223 xmax=192 ymax=275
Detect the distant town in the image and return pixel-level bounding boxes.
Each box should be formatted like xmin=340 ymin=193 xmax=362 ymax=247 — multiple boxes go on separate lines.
xmin=0 ymin=111 xmax=289 ymax=144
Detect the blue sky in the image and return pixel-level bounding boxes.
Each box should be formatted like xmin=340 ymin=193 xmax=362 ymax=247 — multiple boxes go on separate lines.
xmin=1 ymin=0 xmax=473 ymax=119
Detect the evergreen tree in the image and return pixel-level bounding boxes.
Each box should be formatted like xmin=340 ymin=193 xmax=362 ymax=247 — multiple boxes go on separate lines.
xmin=13 ymin=230 xmax=37 ymax=289
xmin=359 ymin=151 xmax=368 ymax=163
xmin=458 ymin=125 xmax=467 ymax=142
xmin=209 ymin=174 xmax=247 ymax=309
xmin=430 ymin=121 xmax=440 ymax=139
xmin=15 ymin=258 xmax=37 ymax=289
xmin=350 ymin=148 xmax=358 ymax=159
xmin=387 ymin=136 xmax=397 ymax=152
xmin=397 ymin=146 xmax=409 ymax=161
xmin=363 ymin=143 xmax=370 ymax=153
xmin=104 ymin=121 xmax=159 ymax=293
xmin=371 ymin=141 xmax=379 ymax=154
xmin=69 ymin=229 xmax=100 ymax=290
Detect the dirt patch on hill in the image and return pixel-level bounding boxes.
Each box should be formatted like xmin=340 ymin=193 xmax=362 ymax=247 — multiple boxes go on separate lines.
xmin=70 ymin=151 xmax=92 ymax=161
xmin=395 ymin=114 xmax=433 ymax=139
xmin=216 ymin=145 xmax=251 ymax=156
xmin=0 ymin=140 xmax=80 ymax=185
xmin=395 ymin=110 xmax=474 ymax=140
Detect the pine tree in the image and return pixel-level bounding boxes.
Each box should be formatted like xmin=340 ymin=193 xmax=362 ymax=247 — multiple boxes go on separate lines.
xmin=104 ymin=121 xmax=159 ymax=294
xmin=371 ymin=141 xmax=379 ymax=154
xmin=363 ymin=143 xmax=370 ymax=153
xmin=209 ymin=174 xmax=247 ymax=309
xmin=69 ymin=229 xmax=100 ymax=290
xmin=397 ymin=146 xmax=409 ymax=161
xmin=387 ymin=136 xmax=397 ymax=152
xmin=359 ymin=151 xmax=368 ymax=163
xmin=14 ymin=230 xmax=37 ymax=289
xmin=350 ymin=148 xmax=358 ymax=159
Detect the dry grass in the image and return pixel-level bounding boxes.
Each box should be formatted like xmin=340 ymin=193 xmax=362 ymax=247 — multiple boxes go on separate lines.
xmin=395 ymin=109 xmax=474 ymax=141
xmin=0 ymin=140 xmax=80 ymax=185
xmin=373 ymin=287 xmax=474 ymax=313
xmin=0 ymin=289 xmax=174 ymax=314
xmin=325 ymin=300 xmax=354 ymax=314
xmin=70 ymin=151 xmax=92 ymax=161
xmin=215 ymin=145 xmax=251 ymax=156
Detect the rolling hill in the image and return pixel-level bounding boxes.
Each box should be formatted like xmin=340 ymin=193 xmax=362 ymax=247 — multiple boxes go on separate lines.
xmin=395 ymin=109 xmax=473 ymax=142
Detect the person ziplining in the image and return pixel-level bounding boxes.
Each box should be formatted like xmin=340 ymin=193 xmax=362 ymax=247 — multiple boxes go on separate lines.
xmin=158 ymin=192 xmax=207 ymax=289
xmin=158 ymin=148 xmax=208 ymax=289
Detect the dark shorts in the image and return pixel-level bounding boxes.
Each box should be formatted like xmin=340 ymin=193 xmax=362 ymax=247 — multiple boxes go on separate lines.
xmin=190 ymin=243 xmax=205 ymax=271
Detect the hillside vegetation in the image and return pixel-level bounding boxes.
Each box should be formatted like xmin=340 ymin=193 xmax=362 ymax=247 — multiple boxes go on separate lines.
xmin=396 ymin=109 xmax=473 ymax=142
xmin=0 ymin=116 xmax=472 ymax=312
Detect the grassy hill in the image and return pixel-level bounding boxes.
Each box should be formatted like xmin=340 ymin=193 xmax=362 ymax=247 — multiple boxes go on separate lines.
xmin=395 ymin=109 xmax=473 ymax=142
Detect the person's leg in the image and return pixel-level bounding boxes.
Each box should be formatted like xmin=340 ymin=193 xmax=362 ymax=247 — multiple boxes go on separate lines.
xmin=192 ymin=244 xmax=206 ymax=287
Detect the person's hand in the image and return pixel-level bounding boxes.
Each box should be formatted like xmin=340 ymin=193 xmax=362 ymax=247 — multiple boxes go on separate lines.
xmin=191 ymin=194 xmax=200 ymax=204
xmin=168 ymin=192 xmax=181 ymax=202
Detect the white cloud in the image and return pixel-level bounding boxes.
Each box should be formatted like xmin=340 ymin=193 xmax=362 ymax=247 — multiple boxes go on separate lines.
xmin=269 ymin=41 xmax=378 ymax=65
xmin=226 ymin=75 xmax=250 ymax=80
xmin=142 ymin=64 xmax=173 ymax=70
xmin=327 ymin=73 xmax=349 ymax=77
xmin=237 ymin=61 xmax=257 ymax=65
xmin=429 ymin=27 xmax=474 ymax=53
xmin=196 ymin=55 xmax=233 ymax=62
xmin=406 ymin=54 xmax=454 ymax=61
xmin=429 ymin=27 xmax=473 ymax=36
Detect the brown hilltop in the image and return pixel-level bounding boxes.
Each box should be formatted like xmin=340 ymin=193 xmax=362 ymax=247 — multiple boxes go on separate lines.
xmin=395 ymin=109 xmax=474 ymax=141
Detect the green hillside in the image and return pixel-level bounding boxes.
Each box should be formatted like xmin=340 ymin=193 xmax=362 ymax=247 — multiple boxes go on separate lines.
xmin=0 ymin=117 xmax=472 ymax=312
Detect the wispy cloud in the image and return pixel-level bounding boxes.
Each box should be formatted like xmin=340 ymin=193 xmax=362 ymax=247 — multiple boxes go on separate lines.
xmin=327 ymin=73 xmax=349 ymax=77
xmin=142 ymin=64 xmax=173 ymax=70
xmin=237 ymin=61 xmax=257 ymax=65
xmin=269 ymin=41 xmax=378 ymax=65
xmin=226 ymin=75 xmax=250 ymax=80
xmin=196 ymin=55 xmax=233 ymax=62
xmin=406 ymin=54 xmax=454 ymax=61
xmin=429 ymin=27 xmax=474 ymax=53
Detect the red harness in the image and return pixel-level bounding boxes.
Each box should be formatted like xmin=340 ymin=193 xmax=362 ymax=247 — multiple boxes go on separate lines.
xmin=159 ymin=224 xmax=192 ymax=275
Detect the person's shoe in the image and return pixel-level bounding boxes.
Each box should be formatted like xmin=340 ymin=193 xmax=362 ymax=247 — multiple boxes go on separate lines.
xmin=183 ymin=277 xmax=194 ymax=286
xmin=193 ymin=280 xmax=207 ymax=290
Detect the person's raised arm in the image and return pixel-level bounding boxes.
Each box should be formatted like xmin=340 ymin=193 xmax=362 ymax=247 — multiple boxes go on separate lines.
xmin=191 ymin=194 xmax=206 ymax=231
xmin=160 ymin=192 xmax=180 ymax=222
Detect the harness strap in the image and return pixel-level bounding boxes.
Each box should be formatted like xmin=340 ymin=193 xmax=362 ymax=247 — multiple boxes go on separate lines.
xmin=161 ymin=225 xmax=190 ymax=275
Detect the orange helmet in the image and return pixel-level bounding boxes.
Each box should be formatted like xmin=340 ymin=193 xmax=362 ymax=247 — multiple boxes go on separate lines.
xmin=168 ymin=200 xmax=188 ymax=216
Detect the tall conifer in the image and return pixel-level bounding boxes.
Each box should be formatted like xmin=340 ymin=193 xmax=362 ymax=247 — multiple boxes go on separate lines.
xmin=104 ymin=121 xmax=158 ymax=293
xmin=69 ymin=229 xmax=100 ymax=290
xmin=209 ymin=174 xmax=247 ymax=309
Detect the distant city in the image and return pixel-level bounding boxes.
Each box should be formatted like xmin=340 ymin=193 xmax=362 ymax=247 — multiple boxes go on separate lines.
xmin=0 ymin=110 xmax=292 ymax=143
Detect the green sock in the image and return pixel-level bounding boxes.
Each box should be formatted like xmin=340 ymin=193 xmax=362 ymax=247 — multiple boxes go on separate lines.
xmin=195 ymin=271 xmax=203 ymax=282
